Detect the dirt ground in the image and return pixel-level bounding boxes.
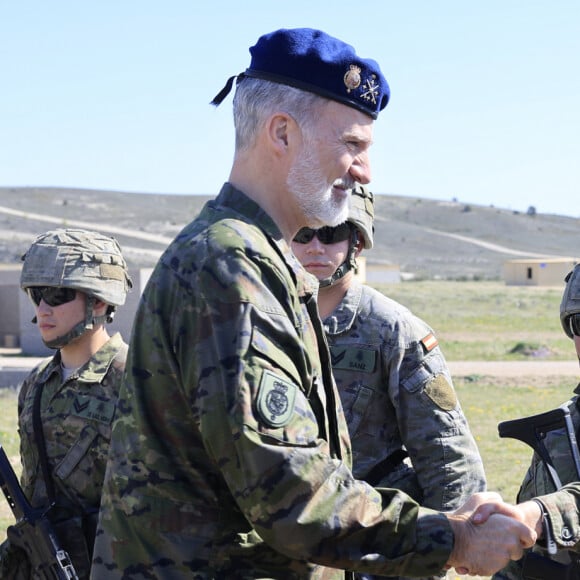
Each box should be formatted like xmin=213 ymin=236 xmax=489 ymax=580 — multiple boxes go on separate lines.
xmin=448 ymin=360 xmax=578 ymax=387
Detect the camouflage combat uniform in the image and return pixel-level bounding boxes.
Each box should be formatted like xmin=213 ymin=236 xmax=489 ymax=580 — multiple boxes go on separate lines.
xmin=494 ymin=389 xmax=580 ymax=579
xmin=325 ymin=281 xmax=486 ymax=580
xmin=494 ymin=263 xmax=580 ymax=578
xmin=0 ymin=332 xmax=127 ymax=579
xmin=91 ymin=184 xmax=455 ymax=579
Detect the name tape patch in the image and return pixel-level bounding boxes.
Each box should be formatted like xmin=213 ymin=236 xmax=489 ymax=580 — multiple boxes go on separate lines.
xmin=330 ymin=346 xmax=376 ymax=373
xmin=72 ymin=395 xmax=116 ymax=424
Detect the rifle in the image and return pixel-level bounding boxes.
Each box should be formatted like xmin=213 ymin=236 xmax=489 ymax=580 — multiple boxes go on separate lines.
xmin=0 ymin=444 xmax=79 ymax=579
xmin=498 ymin=402 xmax=580 ymax=579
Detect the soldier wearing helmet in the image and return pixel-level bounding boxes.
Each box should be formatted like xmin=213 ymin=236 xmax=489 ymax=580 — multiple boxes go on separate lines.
xmin=292 ymin=185 xmax=487 ymax=580
xmin=494 ymin=263 xmax=580 ymax=580
xmin=20 ymin=227 xmax=131 ymax=349
xmin=0 ymin=228 xmax=132 ymax=579
xmin=561 ymin=264 xmax=580 ymax=350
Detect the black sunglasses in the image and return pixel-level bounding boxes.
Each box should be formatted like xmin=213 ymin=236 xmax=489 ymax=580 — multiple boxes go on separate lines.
xmin=293 ymin=223 xmax=352 ymax=245
xmin=27 ymin=286 xmax=77 ymax=307
xmin=570 ymin=313 xmax=580 ymax=337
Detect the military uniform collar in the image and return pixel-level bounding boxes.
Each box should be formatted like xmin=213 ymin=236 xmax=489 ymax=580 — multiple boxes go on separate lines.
xmin=215 ymin=182 xmax=320 ymax=298
xmin=41 ymin=332 xmax=125 ymax=384
xmin=323 ymin=281 xmax=364 ymax=335
xmin=215 ymin=183 xmax=283 ymax=242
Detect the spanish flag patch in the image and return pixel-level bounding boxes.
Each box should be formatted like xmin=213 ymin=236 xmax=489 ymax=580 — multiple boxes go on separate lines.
xmin=421 ymin=332 xmax=438 ymax=352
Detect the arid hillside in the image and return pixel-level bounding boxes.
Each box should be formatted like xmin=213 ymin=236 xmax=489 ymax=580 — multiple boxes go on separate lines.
xmin=0 ymin=186 xmax=577 ymax=280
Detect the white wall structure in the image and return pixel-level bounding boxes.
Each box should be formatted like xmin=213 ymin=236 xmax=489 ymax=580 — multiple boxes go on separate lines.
xmin=364 ymin=262 xmax=401 ymax=284
xmin=0 ymin=265 xmax=21 ymax=347
xmin=503 ymin=258 xmax=578 ymax=286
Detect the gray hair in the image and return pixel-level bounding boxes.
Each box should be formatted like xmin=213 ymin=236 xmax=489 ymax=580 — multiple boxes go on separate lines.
xmin=232 ymin=77 xmax=327 ymax=151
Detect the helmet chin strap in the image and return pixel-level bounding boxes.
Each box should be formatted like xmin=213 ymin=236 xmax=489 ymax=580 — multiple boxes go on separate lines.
xmin=318 ymin=229 xmax=359 ymax=288
xmin=42 ymin=296 xmax=109 ymax=349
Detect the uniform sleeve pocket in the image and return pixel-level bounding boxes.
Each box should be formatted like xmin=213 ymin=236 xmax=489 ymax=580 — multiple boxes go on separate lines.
xmin=250 ymin=327 xmax=304 ymax=391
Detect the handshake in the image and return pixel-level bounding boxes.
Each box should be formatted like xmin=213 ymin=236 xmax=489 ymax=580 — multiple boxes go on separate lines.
xmin=444 ymin=491 xmax=543 ymax=576
xmin=443 ymin=401 xmax=580 ymax=576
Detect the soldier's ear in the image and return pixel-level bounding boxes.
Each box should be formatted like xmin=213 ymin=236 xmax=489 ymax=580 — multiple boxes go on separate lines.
xmin=268 ymin=113 xmax=295 ymax=152
xmin=354 ymin=232 xmax=364 ymax=256
xmin=93 ymin=299 xmax=109 ymax=316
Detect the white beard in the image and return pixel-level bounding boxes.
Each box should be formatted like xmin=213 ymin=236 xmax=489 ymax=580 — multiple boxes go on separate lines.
xmin=287 ymin=141 xmax=351 ymax=228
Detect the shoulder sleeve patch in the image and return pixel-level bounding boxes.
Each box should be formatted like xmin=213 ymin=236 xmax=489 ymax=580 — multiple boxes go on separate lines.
xmin=421 ymin=332 xmax=438 ymax=352
xmin=257 ymin=370 xmax=297 ymax=428
xmin=425 ymin=375 xmax=457 ymax=411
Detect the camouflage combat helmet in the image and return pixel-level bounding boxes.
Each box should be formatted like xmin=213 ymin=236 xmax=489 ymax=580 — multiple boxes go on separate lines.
xmin=21 ymin=228 xmax=132 ymax=348
xmin=347 ymin=183 xmax=374 ymax=249
xmin=319 ymin=184 xmax=374 ymax=288
xmin=561 ymin=263 xmax=580 ymax=339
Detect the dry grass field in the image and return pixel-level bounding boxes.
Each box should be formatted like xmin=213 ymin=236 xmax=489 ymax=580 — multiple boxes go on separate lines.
xmin=1 ymin=280 xmax=578 ymax=579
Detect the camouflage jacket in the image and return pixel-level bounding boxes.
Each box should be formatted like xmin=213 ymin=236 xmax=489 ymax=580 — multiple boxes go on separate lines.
xmin=494 ymin=386 xmax=580 ymax=579
xmin=325 ymin=283 xmax=485 ymax=580
xmin=2 ymin=332 xmax=127 ymax=578
xmin=91 ymin=184 xmax=454 ymax=580
xmin=18 ymin=331 xmax=127 ymax=513
xmin=324 ymin=282 xmax=486 ymax=511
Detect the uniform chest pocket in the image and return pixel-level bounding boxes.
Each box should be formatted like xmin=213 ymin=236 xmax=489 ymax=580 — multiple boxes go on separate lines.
xmin=345 ymin=385 xmax=374 ymax=435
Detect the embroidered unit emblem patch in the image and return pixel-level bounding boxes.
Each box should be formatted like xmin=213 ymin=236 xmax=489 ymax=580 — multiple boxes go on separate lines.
xmin=425 ymin=375 xmax=457 ymax=411
xmin=257 ymin=370 xmax=297 ymax=427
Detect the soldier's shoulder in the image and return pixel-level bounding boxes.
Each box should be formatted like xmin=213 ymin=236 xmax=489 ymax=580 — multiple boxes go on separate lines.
xmin=18 ymin=357 xmax=54 ymax=400
xmin=360 ymin=285 xmax=433 ymax=340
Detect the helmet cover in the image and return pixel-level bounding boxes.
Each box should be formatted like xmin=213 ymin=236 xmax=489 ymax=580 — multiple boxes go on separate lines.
xmin=348 ymin=184 xmax=374 ymax=249
xmin=20 ymin=228 xmax=132 ymax=306
xmin=561 ymin=263 xmax=580 ymax=339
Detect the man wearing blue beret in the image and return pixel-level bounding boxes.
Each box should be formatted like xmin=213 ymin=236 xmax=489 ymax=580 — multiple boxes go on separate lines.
xmin=91 ymin=28 xmax=535 ymax=579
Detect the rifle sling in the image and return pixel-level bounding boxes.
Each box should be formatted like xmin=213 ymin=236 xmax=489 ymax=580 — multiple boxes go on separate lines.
xmin=32 ymin=381 xmax=57 ymax=503
xmin=365 ymin=449 xmax=409 ymax=487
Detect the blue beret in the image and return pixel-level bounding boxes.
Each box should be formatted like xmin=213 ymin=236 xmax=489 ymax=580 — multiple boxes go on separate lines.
xmin=211 ymin=28 xmax=390 ymax=120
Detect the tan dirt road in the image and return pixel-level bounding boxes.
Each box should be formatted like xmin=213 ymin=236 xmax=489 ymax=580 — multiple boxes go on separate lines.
xmin=448 ymin=360 xmax=578 ymax=378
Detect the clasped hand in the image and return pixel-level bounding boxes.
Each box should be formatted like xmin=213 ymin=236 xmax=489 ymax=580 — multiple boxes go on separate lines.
xmin=445 ymin=492 xmax=540 ymax=576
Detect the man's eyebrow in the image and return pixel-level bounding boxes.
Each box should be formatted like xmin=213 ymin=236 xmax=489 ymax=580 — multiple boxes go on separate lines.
xmin=343 ymin=131 xmax=373 ymax=146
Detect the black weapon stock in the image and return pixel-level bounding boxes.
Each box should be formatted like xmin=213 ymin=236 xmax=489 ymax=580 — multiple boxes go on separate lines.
xmin=498 ymin=404 xmax=580 ymax=489
xmin=0 ymin=444 xmax=79 ymax=579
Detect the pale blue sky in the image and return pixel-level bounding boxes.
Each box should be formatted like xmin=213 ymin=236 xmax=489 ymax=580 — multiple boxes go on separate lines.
xmin=1 ymin=1 xmax=579 ymax=217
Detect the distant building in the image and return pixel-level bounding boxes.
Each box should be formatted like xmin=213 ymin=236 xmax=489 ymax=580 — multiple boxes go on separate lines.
xmin=361 ymin=259 xmax=401 ymax=284
xmin=0 ymin=265 xmax=22 ymax=348
xmin=503 ymin=258 xmax=578 ymax=286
